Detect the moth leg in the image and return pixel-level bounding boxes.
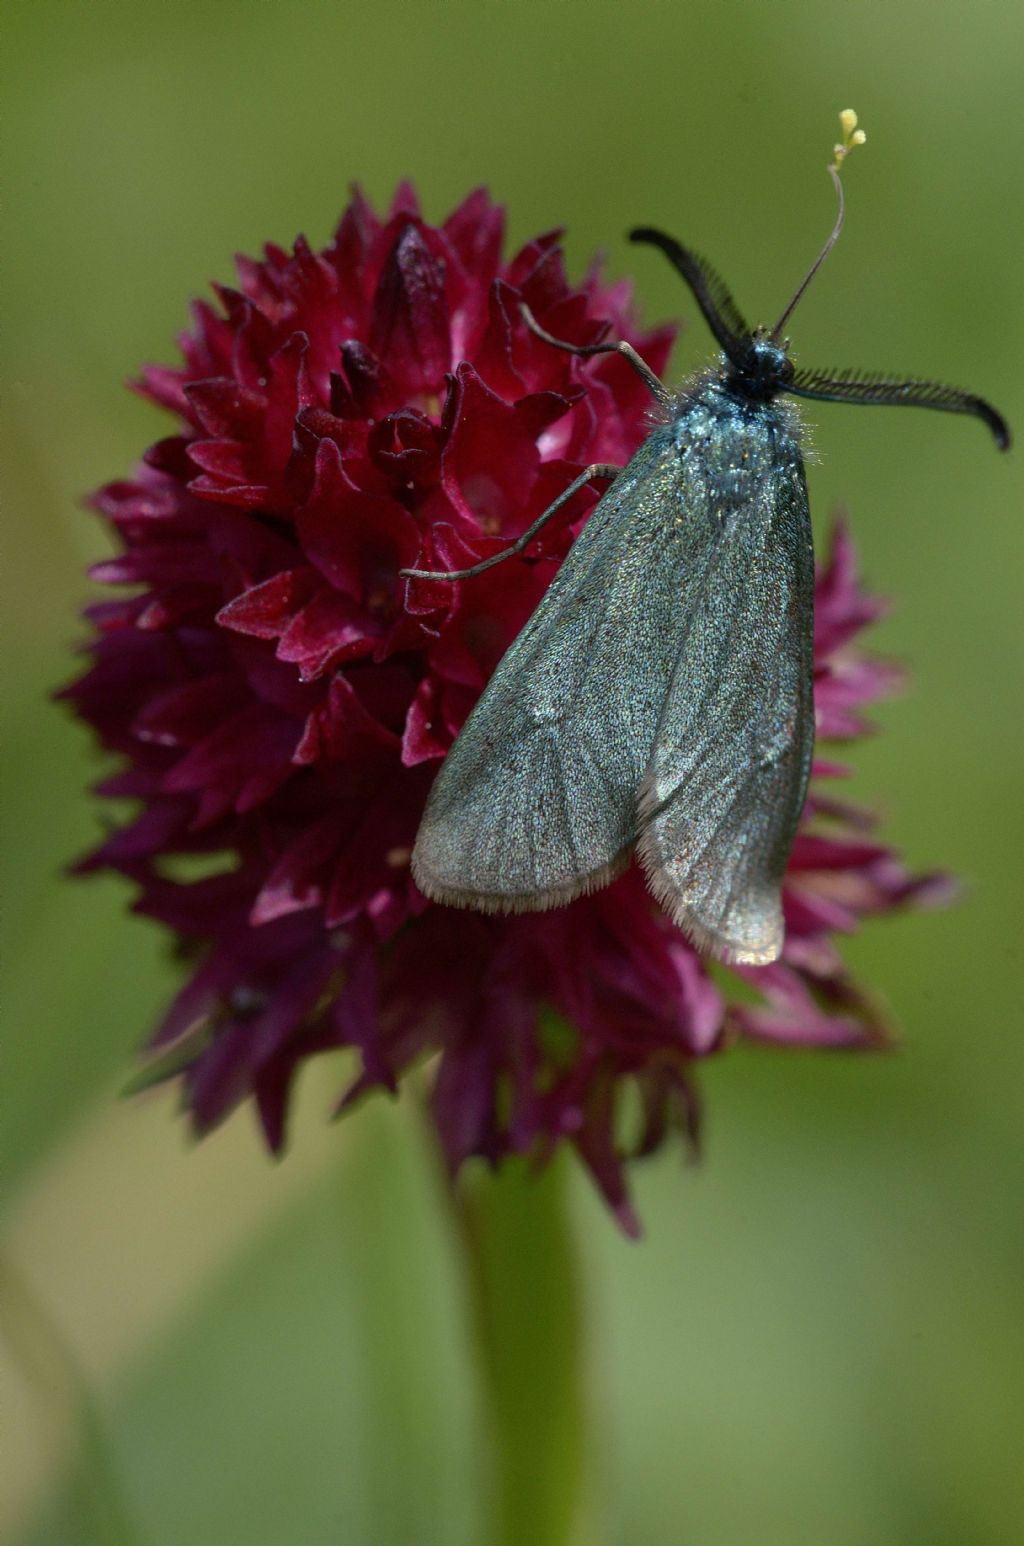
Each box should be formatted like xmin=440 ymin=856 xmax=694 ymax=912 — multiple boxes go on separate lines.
xmin=400 ymin=462 xmax=621 ymax=582
xmin=520 ymin=301 xmax=672 ymax=408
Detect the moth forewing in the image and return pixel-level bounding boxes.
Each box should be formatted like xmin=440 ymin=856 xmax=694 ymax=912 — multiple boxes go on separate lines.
xmin=636 ymin=407 xmax=816 ymax=965
xmin=410 ymin=425 xmax=718 ymax=912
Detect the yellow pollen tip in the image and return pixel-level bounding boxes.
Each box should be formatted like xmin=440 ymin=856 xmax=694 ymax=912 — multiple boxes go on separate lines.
xmin=831 ymin=107 xmax=867 ymax=172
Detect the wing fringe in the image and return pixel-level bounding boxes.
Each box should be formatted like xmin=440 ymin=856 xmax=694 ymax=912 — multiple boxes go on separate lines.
xmin=411 ymin=846 xmax=632 ymax=913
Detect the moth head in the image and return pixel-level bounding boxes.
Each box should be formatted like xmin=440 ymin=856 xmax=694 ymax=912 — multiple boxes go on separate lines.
xmin=731 ymin=332 xmax=795 ymax=400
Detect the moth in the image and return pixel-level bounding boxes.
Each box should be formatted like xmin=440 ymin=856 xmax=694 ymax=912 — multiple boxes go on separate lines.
xmin=402 ymin=116 xmax=1009 ymax=965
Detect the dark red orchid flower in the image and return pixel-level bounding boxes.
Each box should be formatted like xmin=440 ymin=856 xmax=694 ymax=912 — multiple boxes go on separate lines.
xmin=63 ymin=186 xmax=948 ymax=1233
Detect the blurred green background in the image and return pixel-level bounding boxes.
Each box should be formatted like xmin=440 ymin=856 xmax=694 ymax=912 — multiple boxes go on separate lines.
xmin=4 ymin=1 xmax=1023 ymax=1541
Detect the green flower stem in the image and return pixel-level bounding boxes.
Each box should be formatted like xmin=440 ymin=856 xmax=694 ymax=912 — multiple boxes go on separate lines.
xmin=453 ymin=1155 xmax=591 ymax=1546
xmin=0 ymin=1251 xmax=142 ymax=1545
